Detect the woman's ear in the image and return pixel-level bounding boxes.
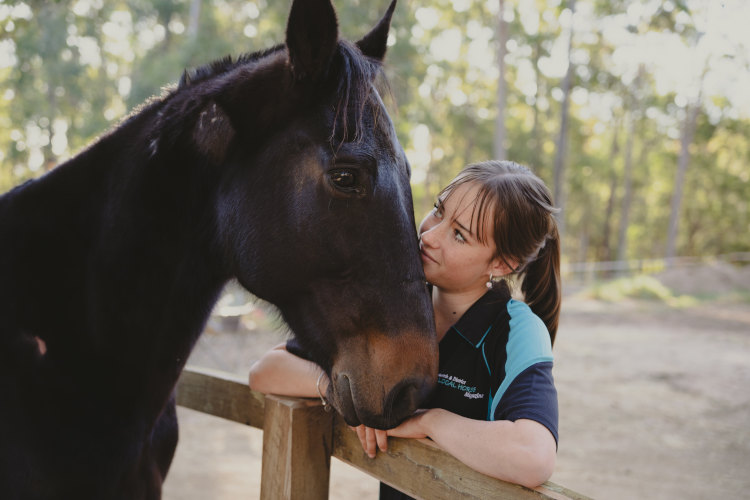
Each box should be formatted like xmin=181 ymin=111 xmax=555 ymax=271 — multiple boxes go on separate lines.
xmin=489 ymin=256 xmax=517 ymax=277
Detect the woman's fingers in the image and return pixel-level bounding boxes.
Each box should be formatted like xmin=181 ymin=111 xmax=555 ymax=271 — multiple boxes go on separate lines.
xmin=365 ymin=427 xmax=377 ymax=458
xmin=375 ymin=428 xmax=388 ymax=453
xmin=353 ymin=425 xmax=373 ymax=457
xmin=350 ymin=425 xmax=388 ymax=458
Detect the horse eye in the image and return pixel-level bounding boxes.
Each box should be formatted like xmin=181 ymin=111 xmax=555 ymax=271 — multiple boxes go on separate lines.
xmin=329 ymin=169 xmax=357 ymax=189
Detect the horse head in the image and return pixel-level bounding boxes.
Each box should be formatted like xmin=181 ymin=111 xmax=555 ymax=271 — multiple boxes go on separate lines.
xmin=198 ymin=0 xmax=437 ymax=428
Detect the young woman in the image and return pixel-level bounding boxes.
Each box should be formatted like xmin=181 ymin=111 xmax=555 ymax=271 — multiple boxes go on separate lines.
xmin=248 ymin=160 xmax=561 ymax=495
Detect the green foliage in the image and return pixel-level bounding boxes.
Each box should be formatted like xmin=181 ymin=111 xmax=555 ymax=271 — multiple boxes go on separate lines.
xmin=1 ymin=0 xmax=748 ymax=264
xmin=586 ymin=275 xmax=697 ymax=306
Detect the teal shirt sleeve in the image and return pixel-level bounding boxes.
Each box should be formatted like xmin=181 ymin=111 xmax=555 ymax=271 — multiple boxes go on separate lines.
xmin=489 ymin=300 xmax=558 ymax=442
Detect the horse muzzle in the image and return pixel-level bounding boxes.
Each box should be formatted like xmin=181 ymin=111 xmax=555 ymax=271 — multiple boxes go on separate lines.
xmin=327 ymin=330 xmax=438 ymax=429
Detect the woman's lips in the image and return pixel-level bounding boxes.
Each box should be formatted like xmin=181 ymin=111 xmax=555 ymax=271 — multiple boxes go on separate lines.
xmin=420 ymin=247 xmax=438 ymax=264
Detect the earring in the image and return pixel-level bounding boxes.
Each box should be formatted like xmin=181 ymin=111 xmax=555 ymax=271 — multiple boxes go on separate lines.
xmin=486 ymin=274 xmax=493 ymax=289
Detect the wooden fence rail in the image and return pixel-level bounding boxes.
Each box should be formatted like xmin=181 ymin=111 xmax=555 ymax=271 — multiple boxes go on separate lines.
xmin=176 ymin=366 xmax=591 ymax=500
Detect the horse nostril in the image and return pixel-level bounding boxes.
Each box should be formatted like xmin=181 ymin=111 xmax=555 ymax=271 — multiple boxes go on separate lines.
xmin=387 ymin=378 xmax=428 ymax=423
xmin=335 ymin=373 xmax=435 ymax=429
xmin=334 ymin=374 xmax=359 ymax=425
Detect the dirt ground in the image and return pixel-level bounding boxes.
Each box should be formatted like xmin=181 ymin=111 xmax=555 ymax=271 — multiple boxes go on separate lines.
xmin=163 ymin=268 xmax=750 ymax=499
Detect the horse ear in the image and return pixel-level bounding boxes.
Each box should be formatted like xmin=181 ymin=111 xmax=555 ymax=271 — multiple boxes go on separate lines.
xmin=356 ymin=0 xmax=397 ymax=61
xmin=286 ymin=0 xmax=339 ymax=81
xmin=192 ymin=101 xmax=235 ymax=164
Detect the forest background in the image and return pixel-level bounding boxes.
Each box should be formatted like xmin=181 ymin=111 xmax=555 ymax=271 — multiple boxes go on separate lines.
xmin=1 ymin=0 xmax=749 ymax=270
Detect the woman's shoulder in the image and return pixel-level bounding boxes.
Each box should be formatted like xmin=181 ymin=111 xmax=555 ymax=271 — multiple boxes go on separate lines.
xmin=505 ymin=299 xmax=553 ymax=366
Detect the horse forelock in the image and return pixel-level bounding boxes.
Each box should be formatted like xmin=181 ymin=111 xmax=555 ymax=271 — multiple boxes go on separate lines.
xmin=331 ymin=40 xmax=389 ymax=147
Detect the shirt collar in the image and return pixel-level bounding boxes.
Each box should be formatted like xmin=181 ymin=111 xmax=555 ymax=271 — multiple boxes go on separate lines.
xmin=450 ymin=287 xmax=511 ymax=348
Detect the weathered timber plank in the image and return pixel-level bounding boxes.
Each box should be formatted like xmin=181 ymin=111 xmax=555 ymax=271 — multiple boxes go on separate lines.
xmin=537 ymin=482 xmax=593 ymax=500
xmin=331 ymin=414 xmax=591 ymax=500
xmin=175 ymin=366 xmax=266 ymax=429
xmin=176 ymin=370 xmax=592 ymax=500
xmin=260 ymin=395 xmax=334 ymax=500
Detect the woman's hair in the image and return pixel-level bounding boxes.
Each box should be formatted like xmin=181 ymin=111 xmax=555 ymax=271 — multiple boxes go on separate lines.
xmin=438 ymin=160 xmax=561 ymax=345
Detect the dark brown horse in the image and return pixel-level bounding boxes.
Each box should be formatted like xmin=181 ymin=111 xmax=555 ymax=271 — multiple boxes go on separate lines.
xmin=0 ymin=0 xmax=437 ymax=497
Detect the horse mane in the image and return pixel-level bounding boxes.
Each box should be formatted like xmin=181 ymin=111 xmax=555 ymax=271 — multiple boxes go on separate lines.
xmin=177 ymin=45 xmax=285 ymax=89
xmin=172 ymin=39 xmax=386 ymax=148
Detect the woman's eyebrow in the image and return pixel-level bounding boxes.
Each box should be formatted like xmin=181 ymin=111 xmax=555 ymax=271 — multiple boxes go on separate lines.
xmin=454 ymin=219 xmax=475 ymax=239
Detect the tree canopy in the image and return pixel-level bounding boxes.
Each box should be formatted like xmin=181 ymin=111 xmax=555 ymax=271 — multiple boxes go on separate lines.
xmin=2 ymin=0 xmax=748 ymax=263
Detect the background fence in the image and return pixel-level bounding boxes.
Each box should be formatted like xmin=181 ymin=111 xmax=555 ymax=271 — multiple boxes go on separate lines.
xmin=561 ymin=252 xmax=750 ymax=287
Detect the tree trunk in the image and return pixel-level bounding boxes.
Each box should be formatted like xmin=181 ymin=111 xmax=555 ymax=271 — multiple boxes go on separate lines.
xmin=616 ymin=111 xmax=635 ymax=264
xmin=188 ymin=0 xmax=202 ymax=41
xmin=530 ymin=26 xmax=542 ymax=171
xmin=43 ymin=76 xmax=58 ymax=172
xmin=578 ymin=202 xmax=590 ymax=263
xmin=552 ymin=0 xmax=576 ymax=239
xmin=600 ymin=124 xmax=620 ymax=263
xmin=665 ymin=102 xmax=700 ymax=262
xmin=493 ymin=0 xmax=508 ymax=161
xmin=463 ymin=116 xmax=477 ymax=167
xmin=420 ymin=134 xmax=436 ymax=217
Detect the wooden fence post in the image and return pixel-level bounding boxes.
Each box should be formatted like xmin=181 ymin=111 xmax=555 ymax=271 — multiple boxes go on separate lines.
xmin=260 ymin=395 xmax=334 ymax=500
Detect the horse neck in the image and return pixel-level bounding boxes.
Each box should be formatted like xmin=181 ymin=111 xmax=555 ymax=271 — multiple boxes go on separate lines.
xmin=0 ymin=105 xmax=229 ymax=408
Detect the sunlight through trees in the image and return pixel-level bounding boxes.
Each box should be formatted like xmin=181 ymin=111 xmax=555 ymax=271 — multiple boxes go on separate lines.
xmin=1 ymin=0 xmax=748 ymax=263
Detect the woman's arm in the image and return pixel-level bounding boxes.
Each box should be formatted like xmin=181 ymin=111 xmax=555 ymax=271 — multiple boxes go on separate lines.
xmin=387 ymin=410 xmax=556 ymax=489
xmin=248 ymin=343 xmax=327 ymax=398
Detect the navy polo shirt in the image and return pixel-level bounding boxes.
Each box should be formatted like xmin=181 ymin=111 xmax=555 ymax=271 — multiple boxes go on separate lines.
xmin=380 ymin=287 xmax=558 ymax=500
xmin=425 ymin=287 xmax=558 ymax=439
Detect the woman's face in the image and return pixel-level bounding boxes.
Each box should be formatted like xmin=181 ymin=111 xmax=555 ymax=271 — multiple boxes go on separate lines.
xmin=418 ymin=182 xmax=502 ymax=293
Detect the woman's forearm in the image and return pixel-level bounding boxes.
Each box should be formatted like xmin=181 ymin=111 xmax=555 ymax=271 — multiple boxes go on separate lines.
xmin=248 ymin=344 xmax=326 ymax=398
xmin=415 ymin=410 xmax=556 ymax=488
xmin=249 ymin=350 xmax=555 ymax=488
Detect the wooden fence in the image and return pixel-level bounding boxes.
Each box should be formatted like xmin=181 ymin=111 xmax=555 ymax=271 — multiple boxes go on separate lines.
xmin=175 ymin=366 xmax=591 ymax=500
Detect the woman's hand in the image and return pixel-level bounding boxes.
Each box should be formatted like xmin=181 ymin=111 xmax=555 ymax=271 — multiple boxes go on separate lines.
xmin=351 ymin=425 xmax=389 ymax=458
xmin=385 ymin=409 xmax=429 ymax=440
xmin=355 ymin=409 xmax=556 ymax=488
xmin=350 ymin=409 xmax=432 ymax=458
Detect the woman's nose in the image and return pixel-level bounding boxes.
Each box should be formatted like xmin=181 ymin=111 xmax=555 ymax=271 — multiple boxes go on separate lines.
xmin=420 ymin=225 xmax=439 ymax=248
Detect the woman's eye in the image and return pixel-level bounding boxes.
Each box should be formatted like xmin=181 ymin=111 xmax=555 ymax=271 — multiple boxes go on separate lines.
xmin=454 ymin=229 xmax=466 ymax=243
xmin=433 ymin=202 xmax=444 ymax=219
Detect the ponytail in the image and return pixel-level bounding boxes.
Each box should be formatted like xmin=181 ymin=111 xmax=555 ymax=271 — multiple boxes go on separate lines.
xmin=520 ymin=225 xmax=561 ymax=346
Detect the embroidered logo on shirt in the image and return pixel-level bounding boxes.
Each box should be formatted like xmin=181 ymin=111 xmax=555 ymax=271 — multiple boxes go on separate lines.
xmin=437 ymin=373 xmax=485 ymax=400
